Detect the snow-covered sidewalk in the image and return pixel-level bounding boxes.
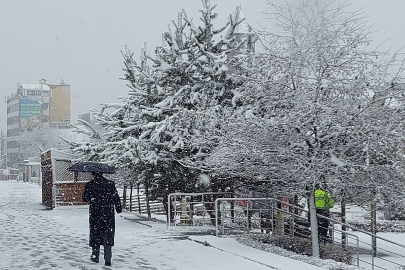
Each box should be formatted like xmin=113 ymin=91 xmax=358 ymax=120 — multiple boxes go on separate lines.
xmin=0 ymin=180 xmax=329 ymax=270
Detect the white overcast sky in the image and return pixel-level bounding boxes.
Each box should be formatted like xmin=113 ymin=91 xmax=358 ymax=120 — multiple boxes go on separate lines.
xmin=0 ymin=0 xmax=404 ymax=132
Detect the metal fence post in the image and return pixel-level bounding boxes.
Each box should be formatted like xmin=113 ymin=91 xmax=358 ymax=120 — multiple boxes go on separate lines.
xmin=247 ymin=202 xmax=250 ymax=234
xmin=271 ymin=199 xmax=274 ymax=234
xmin=202 ymin=194 xmax=205 ymax=225
xmin=215 ymin=199 xmax=219 ymax=237
xmin=167 ymin=194 xmax=171 ymax=227
xmin=291 ymin=209 xmax=295 ymax=236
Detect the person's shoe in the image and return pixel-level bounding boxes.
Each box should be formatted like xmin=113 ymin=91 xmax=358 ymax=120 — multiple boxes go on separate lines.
xmin=90 ymin=255 xmax=99 ymax=263
xmin=105 ymin=261 xmax=111 ymax=266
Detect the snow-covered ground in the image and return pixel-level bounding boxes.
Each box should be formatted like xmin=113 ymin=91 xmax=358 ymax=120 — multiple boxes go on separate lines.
xmin=0 ymin=180 xmax=328 ymax=270
xmin=340 ymin=206 xmax=405 ymax=269
xmin=2 ymin=180 xmax=405 ymax=270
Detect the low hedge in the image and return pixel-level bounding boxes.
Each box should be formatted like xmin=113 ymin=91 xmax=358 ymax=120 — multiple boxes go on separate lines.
xmin=348 ymin=220 xmax=405 ymax=233
xmin=252 ymin=234 xmax=353 ymax=264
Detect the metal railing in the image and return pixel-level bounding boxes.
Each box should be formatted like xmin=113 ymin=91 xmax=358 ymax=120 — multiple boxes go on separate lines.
xmin=160 ymin=192 xmax=405 ymax=269
xmin=213 ymin=197 xmax=405 ymax=270
xmin=167 ymin=192 xmax=233 ymax=227
xmin=213 ymin=197 xmax=358 ymax=265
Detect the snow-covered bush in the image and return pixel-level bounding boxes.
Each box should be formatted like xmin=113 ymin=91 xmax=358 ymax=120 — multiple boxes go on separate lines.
xmin=348 ymin=220 xmax=405 ymax=233
xmin=237 ymin=234 xmax=360 ymax=270
xmin=254 ymin=234 xmax=352 ymax=264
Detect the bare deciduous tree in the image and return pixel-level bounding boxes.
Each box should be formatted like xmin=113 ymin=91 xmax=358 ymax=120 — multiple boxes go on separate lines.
xmin=193 ymin=0 xmax=405 ymax=220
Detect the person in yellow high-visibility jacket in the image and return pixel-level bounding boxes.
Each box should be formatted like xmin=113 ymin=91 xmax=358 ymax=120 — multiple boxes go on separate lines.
xmin=314 ymin=183 xmax=335 ymax=244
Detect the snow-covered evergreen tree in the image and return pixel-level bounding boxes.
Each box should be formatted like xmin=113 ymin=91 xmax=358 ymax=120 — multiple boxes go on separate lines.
xmin=66 ymin=1 xmax=251 ymax=193
xmin=61 ymin=119 xmax=105 ymax=162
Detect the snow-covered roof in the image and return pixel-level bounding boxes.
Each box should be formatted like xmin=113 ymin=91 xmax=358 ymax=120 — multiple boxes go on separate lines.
xmin=21 ymin=84 xmax=50 ymax=91
xmin=41 ymin=148 xmax=76 ymax=160
xmin=26 ymin=161 xmax=41 ymax=166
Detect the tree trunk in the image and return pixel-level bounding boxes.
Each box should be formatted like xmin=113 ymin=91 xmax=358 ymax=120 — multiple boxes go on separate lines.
xmin=122 ymin=185 xmax=127 ymax=210
xmin=292 ymin=195 xmax=299 ymax=236
xmin=341 ymin=190 xmax=346 ymax=249
xmin=190 ymin=196 xmax=194 ymax=220
xmin=274 ymin=200 xmax=284 ymax=236
xmin=145 ymin=184 xmax=151 ymax=218
xmin=129 ymin=184 xmax=133 ymax=212
xmin=309 ymin=192 xmax=320 ymax=258
xmin=371 ymin=197 xmax=377 ymax=257
xmin=231 ymin=193 xmax=235 ymax=223
xmin=137 ymin=183 xmax=141 ymax=214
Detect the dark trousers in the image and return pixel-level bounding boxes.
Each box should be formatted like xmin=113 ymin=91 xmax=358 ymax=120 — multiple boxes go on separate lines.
xmin=316 ymin=209 xmax=330 ymax=244
xmin=92 ymin=244 xmax=112 ymax=262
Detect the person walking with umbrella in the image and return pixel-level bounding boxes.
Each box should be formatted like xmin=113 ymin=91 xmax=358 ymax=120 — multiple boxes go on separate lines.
xmin=81 ymin=167 xmax=122 ymax=267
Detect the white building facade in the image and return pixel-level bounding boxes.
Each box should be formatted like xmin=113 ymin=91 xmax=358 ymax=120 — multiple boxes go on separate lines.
xmin=6 ymin=80 xmax=52 ymax=168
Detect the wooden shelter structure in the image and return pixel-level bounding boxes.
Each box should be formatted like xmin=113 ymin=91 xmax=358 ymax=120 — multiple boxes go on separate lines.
xmin=41 ymin=148 xmax=92 ymax=209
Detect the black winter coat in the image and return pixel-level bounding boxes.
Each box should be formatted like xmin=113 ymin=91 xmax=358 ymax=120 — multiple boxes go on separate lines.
xmin=82 ymin=175 xmax=122 ymax=247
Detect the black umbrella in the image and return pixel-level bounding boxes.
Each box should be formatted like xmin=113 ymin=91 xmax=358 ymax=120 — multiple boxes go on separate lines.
xmin=67 ymin=161 xmax=116 ymax=174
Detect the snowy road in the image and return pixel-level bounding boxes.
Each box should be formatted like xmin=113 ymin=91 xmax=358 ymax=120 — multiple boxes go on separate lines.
xmin=0 ymin=180 xmax=327 ymax=270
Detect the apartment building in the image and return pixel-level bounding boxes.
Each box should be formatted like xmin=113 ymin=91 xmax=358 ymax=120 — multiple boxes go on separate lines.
xmin=5 ymin=79 xmax=70 ymax=168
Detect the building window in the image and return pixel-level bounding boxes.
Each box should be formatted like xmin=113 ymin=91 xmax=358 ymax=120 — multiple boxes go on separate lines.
xmin=7 ymin=116 xmax=19 ymax=125
xmin=8 ymin=103 xmax=19 ymax=113
xmin=7 ymin=140 xmax=20 ymax=148
xmin=42 ymin=91 xmax=50 ymax=97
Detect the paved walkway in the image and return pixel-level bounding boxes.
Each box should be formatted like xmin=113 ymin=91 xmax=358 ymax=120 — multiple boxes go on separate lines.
xmin=0 ymin=180 xmax=328 ymax=270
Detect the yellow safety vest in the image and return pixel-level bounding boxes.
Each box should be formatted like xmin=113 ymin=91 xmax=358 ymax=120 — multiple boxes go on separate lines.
xmin=314 ymin=189 xmax=334 ymax=210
